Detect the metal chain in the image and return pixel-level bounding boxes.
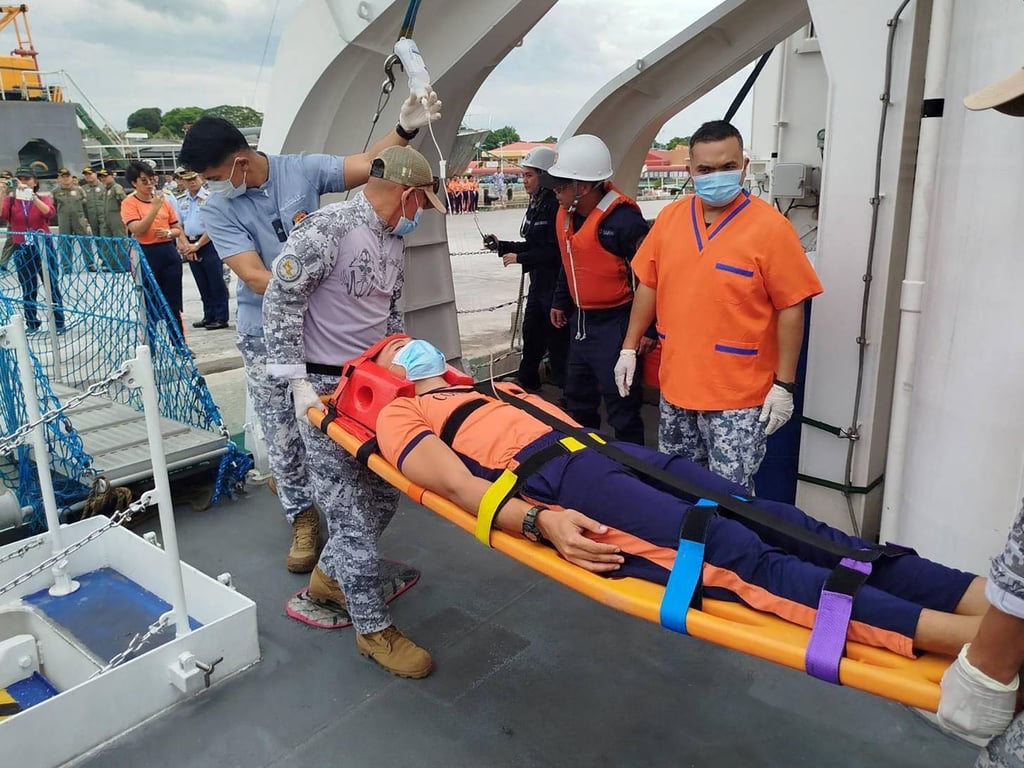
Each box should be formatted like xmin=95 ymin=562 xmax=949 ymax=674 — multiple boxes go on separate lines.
xmin=0 ymin=491 xmax=152 ymax=597
xmin=0 ymin=537 xmax=45 ymax=566
xmin=90 ymin=612 xmax=172 ymax=677
xmin=0 ymin=364 xmax=131 ymax=455
xmin=457 ymin=299 xmax=520 ymax=315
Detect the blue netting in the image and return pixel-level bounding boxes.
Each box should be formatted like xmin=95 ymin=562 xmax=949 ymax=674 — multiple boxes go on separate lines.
xmin=0 ymin=231 xmax=248 ymax=529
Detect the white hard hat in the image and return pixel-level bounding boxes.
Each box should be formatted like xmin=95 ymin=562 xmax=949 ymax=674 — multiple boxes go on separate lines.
xmin=520 ymin=146 xmax=557 ymax=171
xmin=546 ymin=134 xmax=613 ymax=182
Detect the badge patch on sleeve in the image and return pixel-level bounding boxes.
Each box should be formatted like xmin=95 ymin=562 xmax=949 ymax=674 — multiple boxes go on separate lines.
xmin=275 ymin=255 xmax=303 ymax=283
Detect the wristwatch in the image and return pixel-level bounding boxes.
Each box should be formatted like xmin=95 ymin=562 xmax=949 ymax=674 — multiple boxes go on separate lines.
xmin=395 ymin=122 xmax=420 ymax=141
xmin=522 ymin=505 xmax=545 ymax=543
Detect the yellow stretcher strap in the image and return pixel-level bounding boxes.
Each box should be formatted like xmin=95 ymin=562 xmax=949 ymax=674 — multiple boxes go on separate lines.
xmin=474 ymin=434 xmax=596 ymax=546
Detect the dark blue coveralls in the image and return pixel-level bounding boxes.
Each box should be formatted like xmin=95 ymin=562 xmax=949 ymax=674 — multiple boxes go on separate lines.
xmin=495 ymin=187 xmax=568 ymax=389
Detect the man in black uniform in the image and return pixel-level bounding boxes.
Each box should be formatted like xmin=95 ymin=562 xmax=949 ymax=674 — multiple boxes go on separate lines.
xmin=482 ymin=146 xmax=568 ymax=390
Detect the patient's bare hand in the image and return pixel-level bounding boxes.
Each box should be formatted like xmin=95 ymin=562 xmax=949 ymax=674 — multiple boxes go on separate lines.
xmin=537 ymin=508 xmax=624 ymax=573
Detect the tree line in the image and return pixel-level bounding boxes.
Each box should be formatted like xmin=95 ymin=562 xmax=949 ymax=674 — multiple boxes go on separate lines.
xmin=467 ymin=124 xmax=689 ymax=153
xmin=125 ymin=105 xmax=265 ymax=138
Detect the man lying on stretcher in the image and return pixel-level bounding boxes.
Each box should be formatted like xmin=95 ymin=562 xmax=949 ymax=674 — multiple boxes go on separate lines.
xmin=360 ymin=336 xmax=987 ymax=658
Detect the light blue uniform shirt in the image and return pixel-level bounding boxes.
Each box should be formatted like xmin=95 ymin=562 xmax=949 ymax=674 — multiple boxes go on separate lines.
xmin=199 ymin=152 xmax=347 ymax=336
xmin=164 ymin=191 xmax=181 ymax=223
xmin=177 ymin=187 xmax=209 ymax=239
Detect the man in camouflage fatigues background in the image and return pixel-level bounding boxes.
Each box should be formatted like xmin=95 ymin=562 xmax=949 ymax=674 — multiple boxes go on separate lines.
xmin=53 ymin=167 xmax=91 ymax=272
xmin=933 ymin=66 xmax=1024 ymax=767
xmin=263 ymin=145 xmax=446 ymax=679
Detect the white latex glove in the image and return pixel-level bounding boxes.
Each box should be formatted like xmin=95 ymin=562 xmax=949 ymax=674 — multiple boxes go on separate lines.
xmin=937 ymin=644 xmax=1018 ymax=741
xmin=758 ymin=383 xmax=794 ymax=436
xmin=399 ymin=87 xmax=442 ymax=133
xmin=290 ymin=378 xmax=325 ymax=422
xmin=613 ymin=349 xmax=637 ymax=398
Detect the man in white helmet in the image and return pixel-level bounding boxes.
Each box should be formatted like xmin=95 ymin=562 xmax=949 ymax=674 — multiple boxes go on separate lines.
xmin=542 ymin=134 xmax=654 ymax=445
xmin=482 ymin=145 xmax=568 ymax=391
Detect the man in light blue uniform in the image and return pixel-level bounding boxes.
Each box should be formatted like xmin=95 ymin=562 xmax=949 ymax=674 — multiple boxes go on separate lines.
xmin=178 ymin=87 xmax=442 ymax=572
xmin=175 ymin=169 xmax=229 ymax=329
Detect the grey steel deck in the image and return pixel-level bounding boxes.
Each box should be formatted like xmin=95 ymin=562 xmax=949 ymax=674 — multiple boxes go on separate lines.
xmin=77 ymin=487 xmax=977 ymax=768
xmin=50 ymin=383 xmax=227 ymax=483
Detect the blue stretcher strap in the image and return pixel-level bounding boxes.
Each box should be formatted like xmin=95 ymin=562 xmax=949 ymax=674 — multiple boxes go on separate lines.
xmin=804 ymin=557 xmax=873 ymax=684
xmin=660 ymin=500 xmax=717 ymax=634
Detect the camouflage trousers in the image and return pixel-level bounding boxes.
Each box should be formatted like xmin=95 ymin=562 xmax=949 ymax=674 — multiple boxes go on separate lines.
xmin=976 ymin=504 xmax=1024 ymax=767
xmin=237 ymin=334 xmax=315 ymax=522
xmin=977 ymin=718 xmax=1024 ymax=767
xmin=658 ymin=396 xmax=767 ymax=492
xmin=299 ymin=372 xmax=401 ymax=635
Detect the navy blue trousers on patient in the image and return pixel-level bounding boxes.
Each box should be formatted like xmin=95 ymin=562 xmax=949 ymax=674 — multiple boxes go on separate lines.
xmin=519 ymin=440 xmax=975 ymax=654
xmin=564 ymin=304 xmax=644 ymax=445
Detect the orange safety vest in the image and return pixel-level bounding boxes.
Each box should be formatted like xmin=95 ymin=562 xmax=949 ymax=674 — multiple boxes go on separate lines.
xmin=555 ymin=184 xmax=639 ymax=310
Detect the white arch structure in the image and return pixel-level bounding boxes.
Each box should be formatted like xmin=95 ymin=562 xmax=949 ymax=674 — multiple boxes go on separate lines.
xmin=262 ymin=0 xmax=558 ymax=361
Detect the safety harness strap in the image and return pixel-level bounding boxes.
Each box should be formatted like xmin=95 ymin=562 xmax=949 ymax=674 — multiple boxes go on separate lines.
xmin=804 ymin=558 xmax=873 ymax=683
xmin=474 ymin=437 xmax=590 ymax=546
xmin=660 ymin=499 xmax=717 ymax=634
xmin=475 ymin=383 xmax=884 ymax=564
xmin=440 ymin=399 xmax=489 ymax=447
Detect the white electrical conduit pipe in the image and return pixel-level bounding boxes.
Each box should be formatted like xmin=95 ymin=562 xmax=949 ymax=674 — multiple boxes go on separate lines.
xmin=879 ymin=0 xmax=954 ymax=543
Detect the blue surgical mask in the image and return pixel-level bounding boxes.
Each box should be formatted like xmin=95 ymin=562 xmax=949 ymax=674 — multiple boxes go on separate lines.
xmin=392 ymin=340 xmax=447 ymax=381
xmin=207 ymin=157 xmax=247 ymax=199
xmin=392 ymin=194 xmax=422 ymax=237
xmin=693 ymin=169 xmax=744 ymax=207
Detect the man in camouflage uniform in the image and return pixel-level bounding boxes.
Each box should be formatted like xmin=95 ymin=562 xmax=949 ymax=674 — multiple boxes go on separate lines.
xmin=52 ymin=167 xmax=91 ymax=272
xmin=81 ymin=168 xmax=106 ymax=238
xmin=98 ymin=170 xmax=126 ymax=236
xmin=263 ymin=146 xmax=445 ymax=678
xmin=935 ymin=67 xmax=1024 ymax=768
xmin=97 ymin=170 xmax=128 ymax=271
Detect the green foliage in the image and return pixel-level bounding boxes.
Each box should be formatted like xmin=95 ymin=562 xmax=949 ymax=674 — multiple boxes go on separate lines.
xmin=161 ymin=106 xmax=205 ymax=137
xmin=481 ymin=125 xmax=521 ymax=152
xmin=537 ymin=135 xmax=558 ymax=144
xmin=126 ymin=107 xmax=162 ymax=134
xmin=201 ymin=104 xmax=264 ymax=128
xmin=666 ymin=136 xmax=690 ymax=150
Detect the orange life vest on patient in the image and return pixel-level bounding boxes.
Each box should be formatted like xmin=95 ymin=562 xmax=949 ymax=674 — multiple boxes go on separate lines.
xmin=555 ymin=184 xmax=639 ymax=310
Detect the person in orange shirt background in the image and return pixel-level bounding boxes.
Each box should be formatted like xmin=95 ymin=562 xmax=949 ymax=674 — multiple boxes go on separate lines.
xmin=121 ymin=160 xmax=185 ymax=339
xmin=615 ymin=121 xmax=823 ymax=490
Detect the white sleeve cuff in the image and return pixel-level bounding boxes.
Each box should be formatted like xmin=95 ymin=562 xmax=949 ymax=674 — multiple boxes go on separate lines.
xmin=986 ymin=578 xmax=1024 ymax=621
xmin=266 ymin=363 xmax=306 ymax=380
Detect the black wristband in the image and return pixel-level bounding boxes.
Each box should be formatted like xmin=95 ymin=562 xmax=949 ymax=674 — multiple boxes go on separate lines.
xmin=395 ymin=123 xmax=419 ymax=141
xmin=773 ymin=377 xmax=796 ymax=394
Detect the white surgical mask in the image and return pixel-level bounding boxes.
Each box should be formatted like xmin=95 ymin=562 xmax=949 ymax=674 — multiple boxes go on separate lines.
xmin=206 ymin=157 xmax=246 ymax=199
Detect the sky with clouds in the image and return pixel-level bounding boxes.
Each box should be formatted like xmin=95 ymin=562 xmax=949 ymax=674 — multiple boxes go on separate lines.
xmin=24 ymin=0 xmax=752 ymax=143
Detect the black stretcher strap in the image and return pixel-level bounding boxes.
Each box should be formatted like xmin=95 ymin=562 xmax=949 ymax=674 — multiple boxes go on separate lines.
xmin=439 ymin=399 xmax=490 ymax=447
xmin=355 ymin=437 xmax=379 ymax=466
xmin=473 ymin=383 xmax=884 ymax=564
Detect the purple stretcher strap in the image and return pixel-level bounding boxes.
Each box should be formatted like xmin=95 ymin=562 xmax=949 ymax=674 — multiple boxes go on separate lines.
xmin=804 ymin=557 xmax=873 ymax=684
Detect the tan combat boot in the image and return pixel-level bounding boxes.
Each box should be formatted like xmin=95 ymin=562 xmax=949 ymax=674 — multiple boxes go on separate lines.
xmin=307 ymin=565 xmax=346 ymax=609
xmin=286 ymin=507 xmax=319 ymax=573
xmin=357 ymin=625 xmax=433 ymax=679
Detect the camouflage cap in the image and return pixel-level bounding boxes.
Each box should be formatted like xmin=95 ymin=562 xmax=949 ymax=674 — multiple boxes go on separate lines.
xmin=370 ymin=145 xmax=446 ymax=211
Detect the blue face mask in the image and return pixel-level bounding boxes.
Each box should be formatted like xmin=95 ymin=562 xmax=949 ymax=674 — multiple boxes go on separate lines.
xmin=393 ymin=194 xmax=422 ymax=237
xmin=693 ymin=169 xmax=744 ymax=207
xmin=392 ymin=340 xmax=446 ymax=381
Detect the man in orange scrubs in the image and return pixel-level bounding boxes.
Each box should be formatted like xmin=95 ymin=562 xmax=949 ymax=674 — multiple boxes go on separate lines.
xmin=616 ymin=121 xmax=823 ymax=490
